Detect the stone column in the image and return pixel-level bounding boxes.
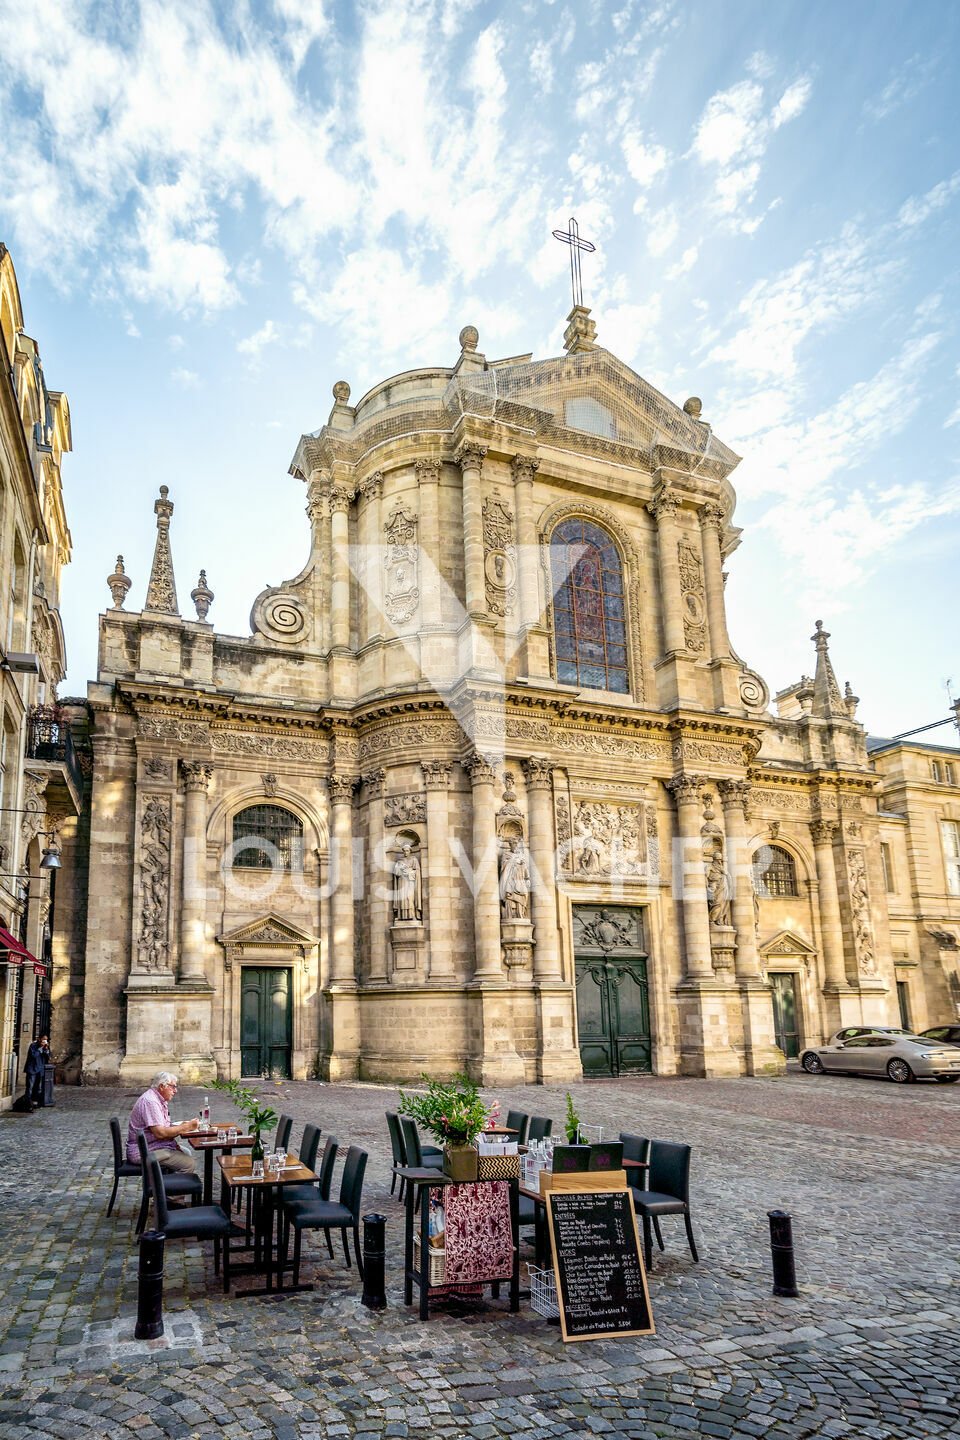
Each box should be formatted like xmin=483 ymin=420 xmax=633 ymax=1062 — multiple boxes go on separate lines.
xmin=718 ymin=779 xmax=761 ymax=978
xmin=416 ymin=460 xmax=443 ymax=628
xmin=328 ymin=775 xmax=357 ymax=983
xmin=699 ymin=503 xmax=731 ymax=660
xmin=455 ymin=442 xmax=488 ymax=620
xmin=811 ymin=820 xmax=849 ymax=988
xmin=329 ymin=486 xmax=352 ymax=651
xmin=357 ymin=473 xmax=383 ymax=643
xmin=511 ymin=455 xmax=541 ymax=632
xmin=422 ymin=760 xmax=455 ymax=978
xmin=363 ymin=769 xmax=388 ymax=983
xmin=179 ymin=762 xmax=212 ymax=983
xmin=521 ymin=756 xmax=562 ymax=980
xmin=308 ymin=476 xmax=332 ymax=652
xmin=463 ymin=751 xmax=501 ymax=978
xmin=666 ymin=775 xmax=714 ymax=979
xmin=647 ymin=488 xmax=686 ymax=656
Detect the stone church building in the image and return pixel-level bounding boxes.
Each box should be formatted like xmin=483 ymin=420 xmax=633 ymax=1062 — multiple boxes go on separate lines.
xmin=56 ymin=308 xmax=960 ymax=1087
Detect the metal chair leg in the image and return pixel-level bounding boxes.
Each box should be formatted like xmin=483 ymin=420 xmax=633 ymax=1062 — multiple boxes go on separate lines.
xmin=293 ymin=1229 xmax=302 ymax=1286
xmin=325 ymin=1228 xmax=334 ymax=1258
xmin=653 ymin=1216 xmax=665 ymax=1251
xmin=106 ymin=1178 xmax=119 ymax=1217
xmin=684 ymin=1211 xmax=699 ymax=1262
xmin=342 ymin=1229 xmax=351 ymax=1268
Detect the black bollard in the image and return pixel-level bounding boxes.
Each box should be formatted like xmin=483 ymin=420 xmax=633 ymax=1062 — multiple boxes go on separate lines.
xmin=767 ymin=1209 xmax=799 ymax=1297
xmin=135 ymin=1230 xmax=165 ymax=1339
xmin=361 ymin=1213 xmax=387 ymax=1310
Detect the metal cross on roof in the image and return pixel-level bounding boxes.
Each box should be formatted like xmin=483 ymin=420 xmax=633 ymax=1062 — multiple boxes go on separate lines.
xmin=552 ymin=216 xmax=596 ymax=309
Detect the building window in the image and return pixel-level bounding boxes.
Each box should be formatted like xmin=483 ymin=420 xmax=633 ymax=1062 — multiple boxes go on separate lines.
xmin=947 ymin=763 xmax=956 ymax=785
xmin=942 ymin=820 xmax=960 ymax=897
xmin=752 ymin=844 xmax=798 ymax=898
xmin=550 ymin=518 xmax=629 ymax=694
xmin=880 ymin=842 xmax=895 ymax=893
xmin=931 ymin=760 xmax=943 ymax=783
xmin=232 ymin=805 xmax=303 ymax=871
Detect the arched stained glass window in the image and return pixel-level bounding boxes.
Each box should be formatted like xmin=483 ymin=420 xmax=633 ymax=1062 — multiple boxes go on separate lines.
xmin=752 ymin=844 xmax=798 ymax=898
xmin=550 ymin=518 xmax=628 ymax=693
xmin=232 ymin=805 xmax=304 ymax=871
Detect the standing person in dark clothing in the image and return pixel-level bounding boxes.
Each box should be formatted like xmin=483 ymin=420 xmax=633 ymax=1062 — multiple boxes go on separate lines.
xmin=24 ymin=1035 xmax=51 ymax=1109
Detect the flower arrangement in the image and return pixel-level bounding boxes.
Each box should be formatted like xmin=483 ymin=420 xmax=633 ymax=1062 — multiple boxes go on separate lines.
xmin=398 ymin=1072 xmax=492 ymax=1148
xmin=214 ymin=1078 xmax=278 ymax=1159
xmin=564 ymin=1091 xmax=581 ymax=1144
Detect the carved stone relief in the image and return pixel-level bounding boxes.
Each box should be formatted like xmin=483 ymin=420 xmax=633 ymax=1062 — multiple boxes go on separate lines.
xmin=250 ymin=591 xmax=310 ymax=644
xmin=385 ymin=793 xmax=427 ymax=827
xmin=570 ymin=800 xmax=647 ymax=878
xmin=144 ymin=757 xmax=170 ymax=780
xmin=20 ymin=772 xmax=47 ymax=846
xmin=137 ymin=796 xmax=172 ymax=974
xmin=678 ymin=539 xmax=707 ymax=652
xmin=482 ymin=494 xmax=517 ymax=617
xmin=138 ymin=717 xmax=210 ymax=745
xmin=554 ymin=728 xmax=664 ymax=762
xmin=384 ymin=504 xmax=419 ymax=625
xmin=212 ymin=730 xmax=327 ymax=761
xmin=846 ymin=849 xmax=877 ymax=976
xmin=359 ymin=721 xmax=461 ymax=762
xmin=573 ymin=905 xmax=644 ymax=952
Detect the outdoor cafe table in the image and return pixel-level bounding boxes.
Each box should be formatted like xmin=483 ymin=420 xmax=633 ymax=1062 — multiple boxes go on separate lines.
xmin=184 ymin=1127 xmax=254 ymax=1205
xmin=520 ymin=1156 xmax=650 ymax=1266
xmin=218 ymin=1152 xmax=318 ymax=1297
xmin=395 ymin=1165 xmax=520 ymax=1322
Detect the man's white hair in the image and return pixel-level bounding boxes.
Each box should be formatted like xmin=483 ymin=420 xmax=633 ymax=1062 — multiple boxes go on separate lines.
xmin=151 ymin=1069 xmax=178 ymax=1088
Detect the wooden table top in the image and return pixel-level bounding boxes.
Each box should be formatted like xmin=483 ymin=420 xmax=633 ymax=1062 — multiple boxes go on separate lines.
xmin=185 ymin=1131 xmax=253 ymax=1150
xmin=218 ymin=1153 xmax=316 ymax=1187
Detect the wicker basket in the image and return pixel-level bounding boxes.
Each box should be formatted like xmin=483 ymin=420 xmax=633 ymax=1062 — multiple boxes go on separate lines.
xmin=528 ymin=1265 xmax=560 ymax=1319
xmin=476 ymin=1152 xmax=521 ymax=1181
xmin=413 ymin=1235 xmax=446 ymax=1287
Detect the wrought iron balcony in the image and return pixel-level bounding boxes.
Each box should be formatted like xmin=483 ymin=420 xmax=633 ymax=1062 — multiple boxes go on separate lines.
xmin=25 ymin=706 xmax=83 ymax=809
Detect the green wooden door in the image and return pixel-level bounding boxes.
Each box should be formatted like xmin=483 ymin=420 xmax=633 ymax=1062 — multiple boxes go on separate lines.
xmin=573 ymin=906 xmax=651 ymax=1077
xmin=240 ymin=967 xmax=292 ymax=1078
xmin=769 ymin=972 xmax=800 ymax=1059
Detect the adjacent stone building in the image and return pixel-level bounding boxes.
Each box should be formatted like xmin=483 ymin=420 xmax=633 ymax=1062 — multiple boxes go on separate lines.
xmin=0 ymin=244 xmax=79 ymax=1109
xmin=64 ymin=309 xmax=960 ymax=1087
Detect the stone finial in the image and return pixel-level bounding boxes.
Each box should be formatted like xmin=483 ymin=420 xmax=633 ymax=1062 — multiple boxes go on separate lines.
xmin=844 ymin=680 xmax=859 ymax=720
xmin=683 ymin=396 xmax=703 ymax=418
xmin=459 ymin=325 xmax=479 ymax=353
xmin=107 ymin=554 xmax=132 ymax=609
xmin=332 ymin=380 xmax=351 ymax=403
xmin=810 ymin=620 xmax=844 ymax=719
xmin=191 ymin=569 xmax=214 ymax=622
xmin=562 ymin=305 xmax=598 ymax=354
xmin=144 ymin=486 xmax=180 ymax=615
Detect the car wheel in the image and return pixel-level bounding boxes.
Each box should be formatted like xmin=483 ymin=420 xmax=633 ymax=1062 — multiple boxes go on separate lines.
xmin=886 ymin=1058 xmax=913 ymax=1084
xmin=801 ymin=1052 xmax=824 ymax=1074
xmin=935 ymin=1076 xmax=960 ymax=1084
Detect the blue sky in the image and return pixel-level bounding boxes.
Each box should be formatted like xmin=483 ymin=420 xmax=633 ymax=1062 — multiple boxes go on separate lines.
xmin=0 ymin=0 xmax=958 ymax=737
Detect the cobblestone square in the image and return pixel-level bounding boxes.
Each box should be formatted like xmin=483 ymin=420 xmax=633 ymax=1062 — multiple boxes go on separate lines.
xmin=0 ymin=1072 xmax=957 ymax=1439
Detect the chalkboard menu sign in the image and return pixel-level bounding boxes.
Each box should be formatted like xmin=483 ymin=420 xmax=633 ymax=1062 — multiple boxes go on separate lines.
xmin=545 ymin=1185 xmax=654 ymax=1342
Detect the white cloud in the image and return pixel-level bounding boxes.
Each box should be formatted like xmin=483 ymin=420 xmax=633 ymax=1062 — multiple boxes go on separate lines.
xmin=168 ymin=334 xmax=185 ymax=351
xmin=646 ymin=206 xmax=679 ymax=257
xmin=897 ymin=170 xmax=960 ymax=228
xmin=862 ymin=55 xmax=935 ymax=124
xmin=171 ymin=366 xmax=201 ymax=388
xmin=690 ymin=71 xmax=812 ymax=226
xmin=667 ymin=245 xmax=699 ymax=279
xmin=622 ymin=130 xmax=669 ymax=188
xmin=237 ymin=319 xmax=281 ymax=362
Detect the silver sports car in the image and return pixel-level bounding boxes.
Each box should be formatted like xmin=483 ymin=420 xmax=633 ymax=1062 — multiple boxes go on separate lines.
xmin=801 ymin=1032 xmax=960 ymax=1084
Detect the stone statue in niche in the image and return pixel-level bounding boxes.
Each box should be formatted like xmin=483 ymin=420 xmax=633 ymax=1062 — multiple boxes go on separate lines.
xmin=705 ymin=845 xmax=732 ymax=928
xmin=498 ymin=836 xmax=530 ymax=920
xmin=392 ymin=843 xmax=422 ymax=922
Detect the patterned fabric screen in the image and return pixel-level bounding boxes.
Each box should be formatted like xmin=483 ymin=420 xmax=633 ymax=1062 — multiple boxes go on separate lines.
xmin=550 ymin=518 xmax=628 ymax=693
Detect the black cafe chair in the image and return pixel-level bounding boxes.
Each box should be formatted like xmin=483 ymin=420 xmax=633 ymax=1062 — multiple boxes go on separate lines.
xmin=400 ymin=1117 xmax=443 ymax=1171
xmin=629 ymin=1139 xmax=699 ymax=1272
xmin=106 ymin=1117 xmax=142 ymax=1218
xmin=135 ymin=1131 xmax=202 ymax=1235
xmin=277 ymin=1123 xmax=324 ymax=1207
xmin=283 ymin=1145 xmax=368 ymax=1285
xmin=386 ymin=1111 xmax=408 ymax=1200
xmin=147 ymin=1157 xmax=234 ymax=1293
xmin=505 ymin=1110 xmax=530 ymax=1145
xmin=527 ymin=1115 xmax=553 ymax=1143
xmin=274 ymin=1114 xmax=293 ymax=1152
xmin=281 ymin=1135 xmax=339 ymax=1264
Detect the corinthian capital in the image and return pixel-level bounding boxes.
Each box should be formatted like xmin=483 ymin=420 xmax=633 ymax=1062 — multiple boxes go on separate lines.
xmin=328 ymin=774 xmax=357 ymax=804
xmin=415 ymin=458 xmax=442 ymax=484
xmin=181 ymin=761 xmax=213 ymax=794
xmin=421 ymin=759 xmax=453 ymax=790
xmin=462 ymin=750 xmax=498 ymax=785
xmin=521 ymin=756 xmax=554 ymax=791
xmin=329 ymin=485 xmax=352 ymax=514
xmin=646 ymin=487 xmax=680 ymax=523
xmin=511 ymin=455 xmax=540 ymax=485
xmin=454 ymin=441 xmax=487 ymax=472
xmin=810 ymin=819 xmax=839 ymax=845
xmin=666 ymin=773 xmax=704 ymax=805
xmin=698 ymin=502 xmax=725 ymax=532
xmin=718 ymin=778 xmax=752 ymax=811
xmin=358 ymin=471 xmax=383 ymax=503
xmin=362 ymin=768 xmax=386 ymax=799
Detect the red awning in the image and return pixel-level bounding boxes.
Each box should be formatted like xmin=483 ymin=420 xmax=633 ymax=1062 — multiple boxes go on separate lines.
xmin=0 ymin=926 xmax=37 ymax=968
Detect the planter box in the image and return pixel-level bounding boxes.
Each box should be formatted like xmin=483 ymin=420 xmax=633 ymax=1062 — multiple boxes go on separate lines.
xmin=443 ymin=1145 xmax=478 ymax=1182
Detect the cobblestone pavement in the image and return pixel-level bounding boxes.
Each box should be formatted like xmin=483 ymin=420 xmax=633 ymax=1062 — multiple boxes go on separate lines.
xmin=0 ymin=1071 xmax=957 ymax=1439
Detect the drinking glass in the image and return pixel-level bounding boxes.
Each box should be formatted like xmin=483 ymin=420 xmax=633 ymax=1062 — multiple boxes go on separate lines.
xmin=252 ymin=1159 xmax=264 ymax=1180
xmin=227 ymin=1126 xmax=238 ymax=1144
xmin=275 ymin=1148 xmax=287 ymax=1170
xmin=216 ymin=1128 xmax=227 ymax=1144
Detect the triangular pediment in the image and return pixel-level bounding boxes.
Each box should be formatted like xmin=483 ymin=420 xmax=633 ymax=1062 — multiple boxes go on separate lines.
xmin=759 ymin=928 xmax=817 ymax=957
xmin=217 ymin=913 xmax=317 ymax=949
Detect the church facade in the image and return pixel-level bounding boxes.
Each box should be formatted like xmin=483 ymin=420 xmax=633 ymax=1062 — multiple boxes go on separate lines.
xmin=59 ymin=309 xmax=960 ymax=1087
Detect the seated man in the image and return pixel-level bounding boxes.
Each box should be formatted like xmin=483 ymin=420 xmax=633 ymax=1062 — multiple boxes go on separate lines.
xmin=127 ymin=1070 xmax=199 ymax=1175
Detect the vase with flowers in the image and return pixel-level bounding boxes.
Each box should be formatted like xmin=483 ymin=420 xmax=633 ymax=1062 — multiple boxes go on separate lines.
xmin=214 ymin=1078 xmax=278 ymax=1165
xmin=399 ymin=1072 xmax=493 ymax=1182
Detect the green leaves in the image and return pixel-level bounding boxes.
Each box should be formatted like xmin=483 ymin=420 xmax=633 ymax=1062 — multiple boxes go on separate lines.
xmin=398 ymin=1072 xmax=492 ymax=1147
xmin=564 ymin=1090 xmax=581 ymax=1144
xmin=213 ymin=1077 xmax=278 ymax=1136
